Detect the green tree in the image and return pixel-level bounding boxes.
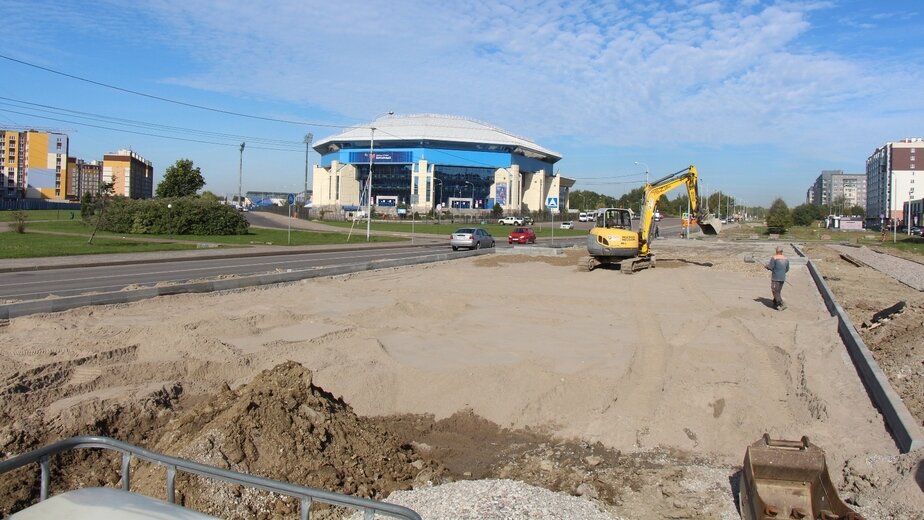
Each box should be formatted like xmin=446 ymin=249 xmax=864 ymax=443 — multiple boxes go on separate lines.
xmin=491 ymin=203 xmax=504 ymax=218
xmin=766 ymin=198 xmax=792 ymax=234
xmin=156 ymin=159 xmax=205 ymax=198
xmin=791 ymin=203 xmax=821 ymax=226
xmin=200 ymin=190 xmax=220 ymax=203
xmin=846 ymin=205 xmax=865 ymax=218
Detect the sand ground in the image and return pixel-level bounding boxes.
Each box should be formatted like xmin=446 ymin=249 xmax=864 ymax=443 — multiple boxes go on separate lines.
xmin=1 ymin=238 xmax=921 ymax=519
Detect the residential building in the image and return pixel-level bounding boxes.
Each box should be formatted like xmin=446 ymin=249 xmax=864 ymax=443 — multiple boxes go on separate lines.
xmin=808 ymin=170 xmax=866 ymax=213
xmin=0 ymin=129 xmax=69 ymax=200
xmin=866 ymin=138 xmax=923 ymax=226
xmin=103 ymin=149 xmax=154 ymax=199
xmin=66 ymin=157 xmax=104 ymax=200
xmin=312 ymin=114 xmax=573 ymax=216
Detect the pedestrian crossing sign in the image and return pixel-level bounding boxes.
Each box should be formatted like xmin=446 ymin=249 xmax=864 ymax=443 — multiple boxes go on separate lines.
xmin=546 ymin=197 xmax=558 ymax=209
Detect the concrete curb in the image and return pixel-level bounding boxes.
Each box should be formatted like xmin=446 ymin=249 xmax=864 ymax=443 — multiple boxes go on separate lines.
xmin=0 ymin=249 xmax=489 ymax=320
xmin=792 ymin=243 xmax=924 ymax=453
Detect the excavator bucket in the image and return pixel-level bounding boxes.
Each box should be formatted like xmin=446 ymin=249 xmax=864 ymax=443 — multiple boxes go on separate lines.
xmin=739 ymin=434 xmax=863 ymax=520
xmin=698 ymin=214 xmax=721 ymax=235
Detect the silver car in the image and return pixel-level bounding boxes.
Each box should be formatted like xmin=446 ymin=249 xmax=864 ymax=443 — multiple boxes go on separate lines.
xmin=450 ymin=228 xmax=495 ymax=250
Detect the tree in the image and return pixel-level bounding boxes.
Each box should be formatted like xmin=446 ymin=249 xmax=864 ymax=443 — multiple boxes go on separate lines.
xmin=156 ymin=159 xmax=205 ymax=198
xmin=846 ymin=205 xmax=865 ymax=218
xmin=791 ymin=203 xmax=822 ymax=226
xmin=491 ymin=203 xmax=504 ymax=219
xmin=766 ymin=198 xmax=792 ymax=234
xmin=88 ymin=179 xmax=116 ymax=244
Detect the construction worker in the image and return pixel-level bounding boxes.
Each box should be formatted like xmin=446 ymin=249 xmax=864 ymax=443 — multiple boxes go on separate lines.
xmin=765 ymin=246 xmax=790 ymax=311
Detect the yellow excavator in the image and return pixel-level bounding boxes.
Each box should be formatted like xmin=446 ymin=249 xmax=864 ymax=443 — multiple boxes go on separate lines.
xmin=580 ymin=165 xmax=720 ymax=272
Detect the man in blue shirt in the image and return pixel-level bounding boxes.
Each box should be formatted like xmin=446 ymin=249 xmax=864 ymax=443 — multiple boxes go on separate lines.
xmin=766 ymin=246 xmax=790 ymax=311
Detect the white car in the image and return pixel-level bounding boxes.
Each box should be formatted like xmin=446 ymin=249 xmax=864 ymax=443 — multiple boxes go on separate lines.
xmin=560 ymin=221 xmax=574 ymax=230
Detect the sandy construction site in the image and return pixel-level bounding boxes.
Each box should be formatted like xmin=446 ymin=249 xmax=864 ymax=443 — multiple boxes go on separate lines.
xmin=1 ymin=238 xmax=922 ymax=519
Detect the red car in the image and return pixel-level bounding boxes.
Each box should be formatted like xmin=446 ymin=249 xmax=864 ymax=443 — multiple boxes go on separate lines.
xmin=508 ymin=227 xmax=536 ymax=244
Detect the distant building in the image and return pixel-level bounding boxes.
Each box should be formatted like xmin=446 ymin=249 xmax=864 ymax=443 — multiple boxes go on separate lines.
xmin=312 ymin=114 xmax=573 ymax=216
xmin=0 ymin=129 xmax=69 ymax=200
xmin=808 ymin=170 xmax=866 ymax=212
xmin=66 ymin=158 xmax=103 ymax=201
xmin=103 ymin=149 xmax=154 ymax=199
xmin=866 ymin=138 xmax=923 ymax=226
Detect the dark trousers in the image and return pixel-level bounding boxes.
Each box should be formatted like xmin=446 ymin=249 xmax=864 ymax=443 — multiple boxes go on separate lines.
xmin=771 ymin=280 xmax=784 ymax=308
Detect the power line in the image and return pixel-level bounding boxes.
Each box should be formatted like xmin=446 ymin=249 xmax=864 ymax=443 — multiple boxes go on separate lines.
xmin=0 ymin=96 xmax=304 ymax=148
xmin=0 ymin=108 xmax=301 ymax=152
xmin=0 ymin=53 xmax=347 ymax=129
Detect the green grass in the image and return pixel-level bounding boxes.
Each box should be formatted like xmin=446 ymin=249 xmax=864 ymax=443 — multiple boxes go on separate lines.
xmin=0 ymin=209 xmax=81 ymax=222
xmin=722 ymin=223 xmax=871 ymax=242
xmin=1 ymin=231 xmax=199 ymax=258
xmin=857 ymin=234 xmax=924 ymax=256
xmin=1 ymin=220 xmax=404 ymax=259
xmin=316 ymin=219 xmax=589 ymax=238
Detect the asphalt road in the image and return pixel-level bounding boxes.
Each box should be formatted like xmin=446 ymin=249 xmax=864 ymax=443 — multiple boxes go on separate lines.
xmin=0 ymin=245 xmax=451 ymax=302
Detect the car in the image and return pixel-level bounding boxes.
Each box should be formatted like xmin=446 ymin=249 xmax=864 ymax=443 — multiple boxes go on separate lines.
xmin=450 ymin=228 xmax=495 ymax=250
xmin=560 ymin=221 xmax=574 ymax=230
xmin=508 ymin=227 xmax=537 ymax=244
xmin=522 ymin=216 xmax=535 ymax=225
xmin=911 ymin=227 xmax=923 ymax=236
xmin=498 ymin=216 xmax=524 ymax=225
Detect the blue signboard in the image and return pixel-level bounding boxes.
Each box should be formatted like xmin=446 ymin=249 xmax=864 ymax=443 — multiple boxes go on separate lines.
xmin=496 ymin=182 xmax=507 ymax=206
xmin=349 ymin=151 xmax=413 ymax=163
xmin=287 ymin=193 xmax=295 ymax=205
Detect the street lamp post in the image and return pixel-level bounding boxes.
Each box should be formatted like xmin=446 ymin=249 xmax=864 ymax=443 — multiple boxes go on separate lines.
xmin=238 ymin=142 xmax=245 ymax=210
xmin=303 ymin=133 xmax=313 ymax=203
xmin=167 ymin=203 xmax=172 ymax=237
xmin=366 ymin=112 xmax=393 ymax=242
xmin=464 ymin=181 xmax=474 ymax=209
xmin=634 ymin=161 xmax=649 ymax=217
xmin=434 ymin=177 xmax=443 ymax=225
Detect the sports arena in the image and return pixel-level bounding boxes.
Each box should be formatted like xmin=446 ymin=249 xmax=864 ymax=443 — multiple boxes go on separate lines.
xmin=311 ymin=114 xmax=573 ymax=216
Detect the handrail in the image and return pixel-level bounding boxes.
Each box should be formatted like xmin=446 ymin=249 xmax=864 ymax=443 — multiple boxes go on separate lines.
xmin=0 ymin=436 xmax=421 ymax=520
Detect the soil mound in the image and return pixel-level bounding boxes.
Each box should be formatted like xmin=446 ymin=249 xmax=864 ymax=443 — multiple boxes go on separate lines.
xmin=145 ymin=361 xmax=443 ymax=518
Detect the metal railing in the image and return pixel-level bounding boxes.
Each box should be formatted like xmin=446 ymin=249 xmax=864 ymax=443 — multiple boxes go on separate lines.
xmin=0 ymin=436 xmax=421 ymax=520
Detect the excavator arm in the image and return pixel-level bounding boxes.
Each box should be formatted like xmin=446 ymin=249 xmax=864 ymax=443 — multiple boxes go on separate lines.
xmin=638 ymin=165 xmax=717 ymax=256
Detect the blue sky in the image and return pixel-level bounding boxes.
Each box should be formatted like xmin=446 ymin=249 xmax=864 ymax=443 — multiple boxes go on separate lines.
xmin=2 ymin=0 xmax=922 ymax=206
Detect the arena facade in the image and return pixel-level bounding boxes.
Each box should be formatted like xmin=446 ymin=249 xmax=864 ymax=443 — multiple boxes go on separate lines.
xmin=311 ymin=114 xmax=573 ymax=216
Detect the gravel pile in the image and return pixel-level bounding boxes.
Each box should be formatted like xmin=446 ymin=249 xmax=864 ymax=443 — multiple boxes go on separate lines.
xmin=351 ymin=479 xmax=622 ymax=520
xmin=829 ymin=245 xmax=924 ymax=290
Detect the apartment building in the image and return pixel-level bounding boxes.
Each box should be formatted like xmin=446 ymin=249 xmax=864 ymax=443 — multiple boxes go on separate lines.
xmin=0 ymin=130 xmax=69 ymax=200
xmin=866 ymin=138 xmax=923 ymax=226
xmin=66 ymin=157 xmax=104 ymax=200
xmin=807 ymin=170 xmax=866 ymax=212
xmin=103 ymin=149 xmax=154 ymax=199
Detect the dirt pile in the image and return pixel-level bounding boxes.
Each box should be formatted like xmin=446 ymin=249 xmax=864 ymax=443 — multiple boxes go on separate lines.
xmin=137 ymin=362 xmax=444 ymax=518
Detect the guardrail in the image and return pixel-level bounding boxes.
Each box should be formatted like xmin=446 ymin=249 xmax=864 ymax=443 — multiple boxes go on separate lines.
xmin=0 ymin=435 xmax=422 ymax=520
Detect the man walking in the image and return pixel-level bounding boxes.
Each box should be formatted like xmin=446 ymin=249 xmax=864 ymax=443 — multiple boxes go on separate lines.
xmin=766 ymin=246 xmax=790 ymax=310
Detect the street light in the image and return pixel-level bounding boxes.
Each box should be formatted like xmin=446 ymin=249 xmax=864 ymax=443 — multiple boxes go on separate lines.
xmin=167 ymin=203 xmax=172 ymax=237
xmin=634 ymin=161 xmax=649 ymax=216
xmin=464 ymin=181 xmax=474 ymax=209
xmin=367 ymin=112 xmax=394 ymax=242
xmin=238 ymin=142 xmax=245 ymax=210
xmin=303 ymin=133 xmax=313 ymax=202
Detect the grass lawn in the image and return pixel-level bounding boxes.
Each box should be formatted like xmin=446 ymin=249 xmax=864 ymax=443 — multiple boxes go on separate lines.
xmin=0 ymin=209 xmax=81 ymax=222
xmin=2 ymin=221 xmax=404 ymax=259
xmin=1 ymin=231 xmax=199 ymax=258
xmin=316 ymin=219 xmax=589 ymax=238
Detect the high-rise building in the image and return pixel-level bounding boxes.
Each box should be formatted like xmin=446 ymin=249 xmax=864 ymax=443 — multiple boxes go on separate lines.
xmin=103 ymin=149 xmax=154 ymax=199
xmin=866 ymin=138 xmax=923 ymax=226
xmin=66 ymin=157 xmax=104 ymax=200
xmin=808 ymin=170 xmax=866 ymax=213
xmin=0 ymin=130 xmax=69 ymax=200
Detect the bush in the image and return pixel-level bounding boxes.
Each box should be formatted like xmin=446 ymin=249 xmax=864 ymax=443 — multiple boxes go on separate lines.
xmin=11 ymin=211 xmax=27 ymax=233
xmin=91 ymin=196 xmax=249 ymax=235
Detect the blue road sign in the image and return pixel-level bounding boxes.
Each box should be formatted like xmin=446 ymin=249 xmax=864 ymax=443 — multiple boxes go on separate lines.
xmin=546 ymin=197 xmax=558 ymax=209
xmin=287 ymin=193 xmax=295 ymax=205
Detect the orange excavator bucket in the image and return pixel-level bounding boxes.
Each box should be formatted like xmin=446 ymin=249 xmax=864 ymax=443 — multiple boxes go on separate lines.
xmin=739 ymin=435 xmax=863 ymax=520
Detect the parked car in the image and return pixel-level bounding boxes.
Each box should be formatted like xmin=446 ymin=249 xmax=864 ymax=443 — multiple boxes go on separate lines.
xmin=450 ymin=228 xmax=495 ymax=250
xmin=508 ymin=227 xmax=537 ymax=244
xmin=560 ymin=221 xmax=574 ymax=230
xmin=911 ymin=226 xmax=924 ymax=236
xmin=522 ymin=216 xmax=535 ymax=225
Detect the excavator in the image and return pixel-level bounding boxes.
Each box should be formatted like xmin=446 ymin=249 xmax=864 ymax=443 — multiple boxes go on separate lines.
xmin=580 ymin=165 xmax=721 ymax=272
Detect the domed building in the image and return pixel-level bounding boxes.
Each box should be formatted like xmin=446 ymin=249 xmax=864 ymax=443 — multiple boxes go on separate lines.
xmin=311 ymin=114 xmax=573 ymax=216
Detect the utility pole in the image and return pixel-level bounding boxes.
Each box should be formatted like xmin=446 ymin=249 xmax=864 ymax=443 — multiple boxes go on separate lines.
xmin=238 ymin=142 xmax=245 ymax=209
xmin=303 ymin=133 xmax=313 ymax=202
xmin=367 ymin=127 xmax=374 ymax=242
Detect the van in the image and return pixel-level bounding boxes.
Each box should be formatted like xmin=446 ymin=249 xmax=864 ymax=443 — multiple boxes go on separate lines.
xmin=579 ymin=212 xmax=588 ymax=222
